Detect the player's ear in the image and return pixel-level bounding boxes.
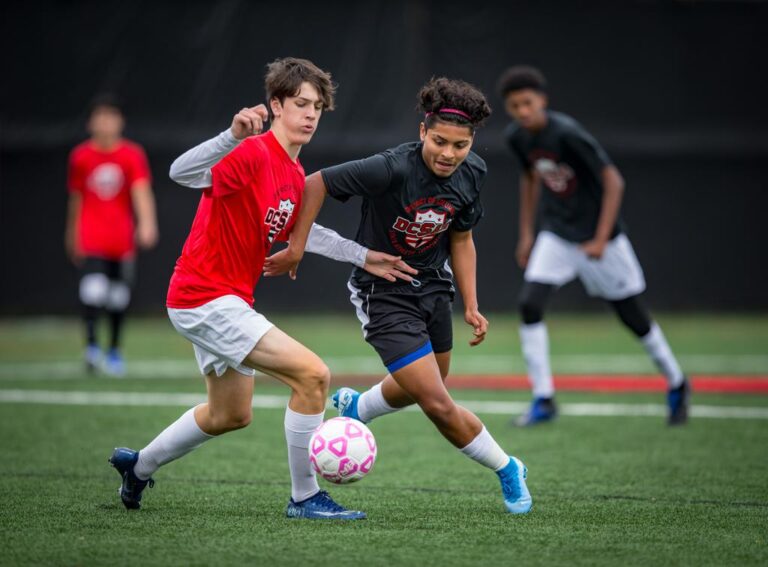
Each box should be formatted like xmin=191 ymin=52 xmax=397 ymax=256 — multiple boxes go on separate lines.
xmin=419 ymin=122 xmax=426 ymax=141
xmin=270 ymin=97 xmax=282 ymax=119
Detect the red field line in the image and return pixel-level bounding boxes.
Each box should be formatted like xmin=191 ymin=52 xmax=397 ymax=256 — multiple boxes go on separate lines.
xmin=331 ymin=374 xmax=768 ymax=394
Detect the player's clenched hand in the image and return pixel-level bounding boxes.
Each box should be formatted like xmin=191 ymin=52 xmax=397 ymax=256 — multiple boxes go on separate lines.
xmin=231 ymin=105 xmax=269 ymax=140
xmin=136 ymin=222 xmax=159 ymax=250
xmin=363 ymin=251 xmax=419 ymax=283
xmin=515 ymin=235 xmax=534 ymax=269
xmin=580 ymin=238 xmax=607 ymax=260
xmin=465 ymin=308 xmax=488 ymax=347
xmin=264 ymin=245 xmax=303 ymax=280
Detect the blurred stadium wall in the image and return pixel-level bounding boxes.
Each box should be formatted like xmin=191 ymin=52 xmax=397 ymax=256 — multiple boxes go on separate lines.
xmin=1 ymin=0 xmax=766 ymax=314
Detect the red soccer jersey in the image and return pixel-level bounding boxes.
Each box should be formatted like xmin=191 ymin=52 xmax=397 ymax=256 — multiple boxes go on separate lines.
xmin=67 ymin=140 xmax=152 ymax=260
xmin=166 ymin=131 xmax=304 ymax=309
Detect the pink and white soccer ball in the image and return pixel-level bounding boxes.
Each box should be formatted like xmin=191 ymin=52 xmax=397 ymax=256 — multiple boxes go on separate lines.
xmin=309 ymin=417 xmax=377 ymax=484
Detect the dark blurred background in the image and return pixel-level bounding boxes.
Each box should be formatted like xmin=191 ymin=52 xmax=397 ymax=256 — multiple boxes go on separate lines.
xmin=1 ymin=0 xmax=766 ymax=315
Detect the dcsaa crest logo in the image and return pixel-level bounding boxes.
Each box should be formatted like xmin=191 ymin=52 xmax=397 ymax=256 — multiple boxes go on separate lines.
xmin=265 ymin=199 xmax=296 ymax=243
xmin=534 ymin=158 xmax=575 ymax=194
xmin=392 ymin=208 xmax=450 ymax=249
xmin=278 ymin=199 xmax=295 ymax=214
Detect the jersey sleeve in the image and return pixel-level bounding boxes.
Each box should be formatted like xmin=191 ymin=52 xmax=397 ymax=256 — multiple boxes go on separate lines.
xmin=452 ymin=197 xmax=484 ymax=232
xmin=210 ymin=140 xmax=258 ymax=197
xmin=504 ymin=126 xmax=530 ymax=170
xmin=563 ymin=125 xmax=613 ymax=176
xmin=67 ymin=150 xmax=84 ymax=194
xmin=128 ymin=145 xmax=152 ymax=189
xmin=321 ymin=154 xmax=394 ymax=202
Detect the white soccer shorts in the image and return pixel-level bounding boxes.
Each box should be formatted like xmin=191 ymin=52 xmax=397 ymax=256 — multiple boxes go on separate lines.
xmin=524 ymin=231 xmax=646 ymax=300
xmin=167 ymin=295 xmax=274 ymax=377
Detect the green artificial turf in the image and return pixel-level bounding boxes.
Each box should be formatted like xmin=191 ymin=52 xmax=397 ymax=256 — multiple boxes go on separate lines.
xmin=0 ymin=314 xmax=766 ymax=566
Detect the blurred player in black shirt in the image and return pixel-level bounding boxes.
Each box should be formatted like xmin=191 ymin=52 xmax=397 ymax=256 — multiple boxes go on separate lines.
xmin=266 ymin=77 xmax=533 ymax=514
xmin=499 ymin=65 xmax=689 ymax=426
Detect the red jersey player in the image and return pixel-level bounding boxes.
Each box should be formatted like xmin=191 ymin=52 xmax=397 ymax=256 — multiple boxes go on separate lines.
xmin=66 ymin=95 xmax=158 ymax=376
xmin=108 ymin=58 xmax=415 ymax=519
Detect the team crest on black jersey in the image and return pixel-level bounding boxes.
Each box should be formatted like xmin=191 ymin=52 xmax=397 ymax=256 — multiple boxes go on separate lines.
xmin=392 ymin=207 xmax=452 ymax=250
xmin=533 ymin=156 xmax=577 ymax=197
xmin=265 ymin=199 xmax=295 ymax=244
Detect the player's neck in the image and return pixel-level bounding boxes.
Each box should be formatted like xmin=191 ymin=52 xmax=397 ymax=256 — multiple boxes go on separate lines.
xmin=91 ymin=135 xmax=121 ymax=151
xmin=527 ymin=111 xmax=548 ymax=133
xmin=269 ymin=126 xmax=302 ymax=162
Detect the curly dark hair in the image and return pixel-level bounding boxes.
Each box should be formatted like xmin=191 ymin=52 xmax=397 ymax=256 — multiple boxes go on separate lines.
xmin=417 ymin=77 xmax=491 ymax=131
xmin=496 ymin=65 xmax=547 ymax=98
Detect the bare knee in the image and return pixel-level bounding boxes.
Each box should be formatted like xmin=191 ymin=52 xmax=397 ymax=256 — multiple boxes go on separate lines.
xmin=209 ymin=407 xmax=252 ymax=434
xmin=295 ymin=361 xmax=331 ymax=401
xmin=419 ymin=396 xmax=457 ymax=426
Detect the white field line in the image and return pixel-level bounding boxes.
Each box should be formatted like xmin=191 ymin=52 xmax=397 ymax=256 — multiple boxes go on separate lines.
xmin=0 ymin=354 xmax=767 ymax=379
xmin=0 ymin=389 xmax=767 ymax=420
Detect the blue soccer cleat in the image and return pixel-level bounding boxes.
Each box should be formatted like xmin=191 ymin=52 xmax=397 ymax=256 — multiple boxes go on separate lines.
xmin=667 ymin=377 xmax=691 ymax=426
xmin=332 ymin=387 xmax=362 ymax=421
xmin=109 ymin=447 xmax=154 ymax=510
xmin=103 ymin=348 xmax=126 ymax=378
xmin=497 ymin=456 xmax=533 ymax=514
xmin=514 ymin=397 xmax=557 ymax=427
xmin=85 ymin=344 xmax=102 ymax=374
xmin=285 ymin=490 xmax=366 ymax=520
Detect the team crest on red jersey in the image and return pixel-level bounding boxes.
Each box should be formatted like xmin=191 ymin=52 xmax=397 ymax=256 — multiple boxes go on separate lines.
xmin=392 ymin=208 xmax=451 ymax=249
xmin=88 ymin=163 xmax=124 ymax=200
xmin=265 ymin=198 xmax=295 ymax=243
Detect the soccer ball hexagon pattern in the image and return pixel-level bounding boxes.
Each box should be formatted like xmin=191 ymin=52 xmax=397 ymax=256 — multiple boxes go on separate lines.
xmin=309 ymin=417 xmax=377 ymax=484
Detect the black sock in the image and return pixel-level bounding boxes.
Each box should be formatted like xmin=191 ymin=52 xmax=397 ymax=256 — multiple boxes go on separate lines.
xmin=84 ymin=306 xmax=99 ymax=346
xmin=108 ymin=310 xmax=126 ymax=350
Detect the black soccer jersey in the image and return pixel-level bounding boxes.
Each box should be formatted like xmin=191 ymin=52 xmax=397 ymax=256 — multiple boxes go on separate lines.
xmin=504 ymin=110 xmax=624 ymax=243
xmin=321 ymin=142 xmax=485 ymax=286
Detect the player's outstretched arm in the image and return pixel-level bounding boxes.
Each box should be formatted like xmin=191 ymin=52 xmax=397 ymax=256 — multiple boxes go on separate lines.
xmin=168 ymin=105 xmax=268 ymax=188
xmin=264 ymin=171 xmax=327 ymax=279
xmin=361 ymin=250 xmax=418 ymax=283
xmin=265 ymin=223 xmax=418 ymax=283
xmin=450 ymin=229 xmax=488 ymax=346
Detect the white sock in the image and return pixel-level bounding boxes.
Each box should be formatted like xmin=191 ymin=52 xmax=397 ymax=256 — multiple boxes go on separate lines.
xmin=284 ymin=406 xmax=323 ymax=502
xmin=459 ymin=427 xmax=510 ymax=472
xmin=357 ymin=382 xmax=401 ymax=423
xmin=134 ymin=405 xmax=213 ymax=480
xmin=641 ymin=322 xmax=685 ymax=388
xmin=520 ymin=322 xmax=555 ymax=398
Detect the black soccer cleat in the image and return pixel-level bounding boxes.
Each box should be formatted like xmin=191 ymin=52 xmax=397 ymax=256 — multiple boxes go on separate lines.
xmin=109 ymin=447 xmax=154 ymax=510
xmin=667 ymin=378 xmax=691 ymax=426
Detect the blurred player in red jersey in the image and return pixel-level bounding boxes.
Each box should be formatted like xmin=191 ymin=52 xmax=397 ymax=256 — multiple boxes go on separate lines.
xmin=109 ymin=58 xmax=414 ymax=519
xmin=66 ymin=95 xmax=158 ymax=377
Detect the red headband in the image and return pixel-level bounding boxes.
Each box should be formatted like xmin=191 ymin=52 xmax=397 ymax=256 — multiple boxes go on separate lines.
xmin=425 ymin=108 xmax=471 ymax=121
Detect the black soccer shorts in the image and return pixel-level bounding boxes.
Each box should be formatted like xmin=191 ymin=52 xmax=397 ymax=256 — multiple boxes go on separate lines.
xmin=348 ymin=279 xmax=454 ymax=373
xmin=81 ymin=257 xmax=135 ymax=285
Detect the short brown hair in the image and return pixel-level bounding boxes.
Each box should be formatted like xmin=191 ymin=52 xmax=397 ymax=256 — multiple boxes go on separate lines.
xmin=264 ymin=57 xmax=336 ymax=119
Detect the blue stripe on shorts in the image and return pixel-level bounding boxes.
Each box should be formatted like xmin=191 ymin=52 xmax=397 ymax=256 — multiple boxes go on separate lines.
xmin=386 ymin=341 xmax=433 ymax=373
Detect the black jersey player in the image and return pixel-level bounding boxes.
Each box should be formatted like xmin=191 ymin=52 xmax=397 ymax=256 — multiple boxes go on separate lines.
xmin=266 ymin=77 xmax=533 ymax=514
xmin=498 ymin=65 xmax=689 ymax=426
